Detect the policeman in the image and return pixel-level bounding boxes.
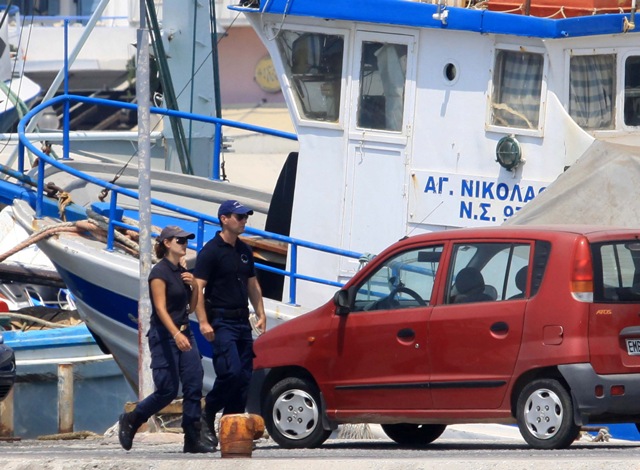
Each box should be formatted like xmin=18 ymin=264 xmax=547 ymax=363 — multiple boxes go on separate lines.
xmin=118 ymin=226 xmax=214 ymax=453
xmin=194 ymin=200 xmax=267 ymax=447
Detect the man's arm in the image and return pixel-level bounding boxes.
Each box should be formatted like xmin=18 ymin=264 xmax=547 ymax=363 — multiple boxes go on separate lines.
xmin=248 ymin=276 xmax=266 ymax=334
xmin=195 ymin=278 xmax=215 ymax=341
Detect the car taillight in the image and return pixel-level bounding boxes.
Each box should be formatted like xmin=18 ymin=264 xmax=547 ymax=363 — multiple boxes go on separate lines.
xmin=571 ymin=236 xmax=593 ymax=302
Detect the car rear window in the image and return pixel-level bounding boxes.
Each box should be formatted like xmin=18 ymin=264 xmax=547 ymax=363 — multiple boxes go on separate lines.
xmin=593 ymin=241 xmax=640 ymax=302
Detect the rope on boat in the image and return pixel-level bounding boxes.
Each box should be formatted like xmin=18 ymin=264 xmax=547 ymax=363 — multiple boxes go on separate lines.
xmin=85 ymin=207 xmax=159 ymax=262
xmin=0 ymin=222 xmax=79 ymax=264
xmin=0 ymin=312 xmax=72 ymax=329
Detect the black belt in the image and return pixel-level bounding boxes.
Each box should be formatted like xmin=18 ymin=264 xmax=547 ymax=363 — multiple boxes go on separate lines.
xmin=209 ymin=307 xmax=249 ymax=319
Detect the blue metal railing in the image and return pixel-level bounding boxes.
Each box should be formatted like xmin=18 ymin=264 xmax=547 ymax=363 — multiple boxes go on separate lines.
xmin=15 ymin=95 xmax=364 ymax=305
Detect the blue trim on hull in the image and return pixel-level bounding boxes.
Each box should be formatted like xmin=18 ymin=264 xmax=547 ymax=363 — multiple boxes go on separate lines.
xmin=236 ymin=0 xmax=637 ymax=39
xmin=54 ymin=264 xmax=213 ymax=360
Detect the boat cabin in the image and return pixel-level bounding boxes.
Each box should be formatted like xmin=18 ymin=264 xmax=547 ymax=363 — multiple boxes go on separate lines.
xmin=239 ymin=0 xmax=640 ymax=306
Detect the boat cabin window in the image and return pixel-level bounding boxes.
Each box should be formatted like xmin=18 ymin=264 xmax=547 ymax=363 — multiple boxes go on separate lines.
xmin=491 ymin=50 xmax=543 ymax=130
xmin=624 ymin=56 xmax=640 ymax=126
xmin=276 ymin=31 xmax=344 ymax=122
xmin=569 ymin=54 xmax=615 ymax=130
xmin=357 ymin=42 xmax=407 ymax=132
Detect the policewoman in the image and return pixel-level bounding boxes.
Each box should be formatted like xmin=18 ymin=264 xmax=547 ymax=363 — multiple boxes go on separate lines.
xmin=194 ymin=200 xmax=267 ymax=446
xmin=118 ymin=226 xmax=213 ymax=453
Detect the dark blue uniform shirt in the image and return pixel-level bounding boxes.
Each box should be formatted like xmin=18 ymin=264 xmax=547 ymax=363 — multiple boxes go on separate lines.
xmin=148 ymin=257 xmax=191 ymax=328
xmin=194 ymin=231 xmax=256 ymax=310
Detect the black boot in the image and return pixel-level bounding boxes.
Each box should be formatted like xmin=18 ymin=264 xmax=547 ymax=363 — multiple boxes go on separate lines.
xmin=118 ymin=411 xmax=144 ymax=451
xmin=184 ymin=422 xmax=216 ymax=453
xmin=201 ymin=410 xmax=219 ymax=448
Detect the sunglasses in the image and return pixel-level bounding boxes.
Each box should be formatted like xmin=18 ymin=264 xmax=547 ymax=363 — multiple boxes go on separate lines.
xmin=174 ymin=237 xmax=188 ymax=245
xmin=232 ymin=213 xmax=249 ymax=221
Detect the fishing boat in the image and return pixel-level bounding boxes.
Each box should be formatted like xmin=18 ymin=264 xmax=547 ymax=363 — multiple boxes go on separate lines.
xmin=4 ymin=0 xmax=640 ymax=441
xmin=0 ymin=203 xmax=136 ymax=438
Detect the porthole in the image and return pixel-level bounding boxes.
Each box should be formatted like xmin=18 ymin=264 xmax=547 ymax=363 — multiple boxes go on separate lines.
xmin=444 ymin=63 xmax=457 ymax=81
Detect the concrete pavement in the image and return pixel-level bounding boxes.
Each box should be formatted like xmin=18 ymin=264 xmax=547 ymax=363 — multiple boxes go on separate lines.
xmin=2 ymin=423 xmax=638 ymax=470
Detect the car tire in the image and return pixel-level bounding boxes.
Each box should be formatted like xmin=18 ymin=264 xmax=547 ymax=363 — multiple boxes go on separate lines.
xmin=263 ymin=376 xmax=331 ymax=449
xmin=516 ymin=378 xmax=580 ymax=449
xmin=381 ymin=423 xmax=447 ymax=447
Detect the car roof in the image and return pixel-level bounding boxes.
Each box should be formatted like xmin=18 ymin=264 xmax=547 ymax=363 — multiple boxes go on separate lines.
xmin=401 ymin=225 xmax=640 ymax=245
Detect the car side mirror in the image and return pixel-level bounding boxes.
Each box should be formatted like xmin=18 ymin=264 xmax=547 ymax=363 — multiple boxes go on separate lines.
xmin=333 ymin=289 xmax=351 ymax=316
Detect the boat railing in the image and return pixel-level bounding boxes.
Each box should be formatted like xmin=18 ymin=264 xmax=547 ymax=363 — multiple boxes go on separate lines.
xmin=16 ymin=94 xmax=364 ymax=305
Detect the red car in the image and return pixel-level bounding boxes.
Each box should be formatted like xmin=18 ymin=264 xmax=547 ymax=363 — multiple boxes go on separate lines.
xmin=250 ymin=226 xmax=640 ymax=449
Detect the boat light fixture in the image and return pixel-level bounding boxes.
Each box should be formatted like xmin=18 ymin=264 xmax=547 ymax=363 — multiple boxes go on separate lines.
xmin=495 ymin=135 xmax=522 ymax=171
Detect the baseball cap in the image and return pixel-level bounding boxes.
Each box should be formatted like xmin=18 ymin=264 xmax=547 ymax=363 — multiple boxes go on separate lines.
xmin=157 ymin=225 xmax=195 ymax=243
xmin=218 ymin=200 xmax=254 ymax=218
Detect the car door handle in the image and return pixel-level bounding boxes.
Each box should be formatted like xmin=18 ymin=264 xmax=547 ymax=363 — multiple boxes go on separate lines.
xmin=490 ymin=322 xmax=509 ymax=334
xmin=397 ymin=328 xmax=415 ymax=340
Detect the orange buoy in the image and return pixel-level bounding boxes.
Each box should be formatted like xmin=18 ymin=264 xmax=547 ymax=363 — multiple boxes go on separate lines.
xmin=219 ymin=413 xmax=264 ymax=458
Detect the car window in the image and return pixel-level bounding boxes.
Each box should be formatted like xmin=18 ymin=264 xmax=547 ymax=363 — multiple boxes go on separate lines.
xmin=594 ymin=241 xmax=640 ymax=302
xmin=352 ymin=245 xmax=443 ymax=311
xmin=447 ymin=242 xmax=531 ymax=304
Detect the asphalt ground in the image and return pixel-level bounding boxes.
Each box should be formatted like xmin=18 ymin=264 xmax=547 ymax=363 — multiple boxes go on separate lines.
xmin=2 ymin=424 xmax=639 ymax=470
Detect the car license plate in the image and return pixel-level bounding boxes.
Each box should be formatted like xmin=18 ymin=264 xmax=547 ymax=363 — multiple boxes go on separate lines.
xmin=626 ymin=339 xmax=640 ymax=355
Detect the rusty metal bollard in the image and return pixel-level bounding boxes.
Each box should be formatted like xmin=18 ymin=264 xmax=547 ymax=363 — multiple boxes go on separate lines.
xmin=219 ymin=413 xmax=265 ymax=458
xmin=0 ymin=387 xmax=14 ymax=438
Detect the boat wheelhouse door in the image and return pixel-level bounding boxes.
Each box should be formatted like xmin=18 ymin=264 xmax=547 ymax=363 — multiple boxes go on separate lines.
xmin=340 ymin=31 xmax=417 ymax=277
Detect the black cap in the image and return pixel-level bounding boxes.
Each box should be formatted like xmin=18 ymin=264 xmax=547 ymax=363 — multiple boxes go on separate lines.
xmin=157 ymin=225 xmax=195 ymax=243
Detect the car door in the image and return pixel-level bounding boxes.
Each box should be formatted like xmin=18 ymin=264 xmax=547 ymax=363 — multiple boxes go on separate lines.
xmin=429 ymin=241 xmax=531 ymax=410
xmin=590 ymin=239 xmax=640 ymax=374
xmin=325 ymin=244 xmax=443 ymax=413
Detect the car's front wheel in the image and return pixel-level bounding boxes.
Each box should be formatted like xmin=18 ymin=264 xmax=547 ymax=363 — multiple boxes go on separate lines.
xmin=263 ymin=376 xmax=331 ymax=448
xmin=381 ymin=423 xmax=447 ymax=447
xmin=516 ymin=378 xmax=580 ymax=449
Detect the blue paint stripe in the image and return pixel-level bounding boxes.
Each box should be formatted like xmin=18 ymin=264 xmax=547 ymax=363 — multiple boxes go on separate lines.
xmin=238 ymin=0 xmax=637 ymax=39
xmin=2 ymin=324 xmax=95 ymax=350
xmin=55 ymin=265 xmax=213 ymax=359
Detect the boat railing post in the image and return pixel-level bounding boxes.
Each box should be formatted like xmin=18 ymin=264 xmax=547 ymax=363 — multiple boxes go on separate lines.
xmin=289 ymin=244 xmax=298 ymax=305
xmin=63 ymin=20 xmax=70 ymax=160
xmin=0 ymin=387 xmax=14 ymax=438
xmin=212 ymin=123 xmax=222 ymax=180
xmin=36 ymin=157 xmax=45 ymax=218
xmin=58 ymin=363 xmax=74 ymax=434
xmin=197 ymin=218 xmax=205 ymax=251
xmin=106 ymin=192 xmax=118 ymax=251
xmin=17 ymin=141 xmax=24 ymax=175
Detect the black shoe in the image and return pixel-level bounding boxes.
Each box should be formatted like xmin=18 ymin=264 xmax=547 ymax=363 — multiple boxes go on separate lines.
xmin=118 ymin=411 xmax=141 ymax=451
xmin=184 ymin=422 xmax=216 ymax=453
xmin=201 ymin=410 xmax=219 ymax=448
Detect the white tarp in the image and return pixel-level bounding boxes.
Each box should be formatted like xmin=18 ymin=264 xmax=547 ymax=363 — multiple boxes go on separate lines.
xmin=506 ymin=140 xmax=640 ymax=227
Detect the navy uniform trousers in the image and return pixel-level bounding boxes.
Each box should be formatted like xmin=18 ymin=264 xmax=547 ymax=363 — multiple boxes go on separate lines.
xmin=135 ymin=327 xmax=204 ymax=426
xmin=205 ymin=317 xmax=254 ymax=415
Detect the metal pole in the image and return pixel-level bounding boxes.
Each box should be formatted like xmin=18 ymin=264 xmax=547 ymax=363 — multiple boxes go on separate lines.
xmin=57 ymin=363 xmax=74 ymax=434
xmin=137 ymin=0 xmax=154 ymax=402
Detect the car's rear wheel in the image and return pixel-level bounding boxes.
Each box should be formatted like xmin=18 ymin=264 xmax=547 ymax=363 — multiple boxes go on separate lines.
xmin=263 ymin=376 xmax=331 ymax=449
xmin=381 ymin=423 xmax=447 ymax=446
xmin=516 ymin=378 xmax=580 ymax=449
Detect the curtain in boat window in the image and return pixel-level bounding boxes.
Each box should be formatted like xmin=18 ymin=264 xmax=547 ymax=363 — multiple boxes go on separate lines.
xmin=357 ymin=42 xmax=407 ymax=132
xmin=491 ymin=50 xmax=543 ymax=130
xmin=569 ymin=54 xmax=615 ymax=130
